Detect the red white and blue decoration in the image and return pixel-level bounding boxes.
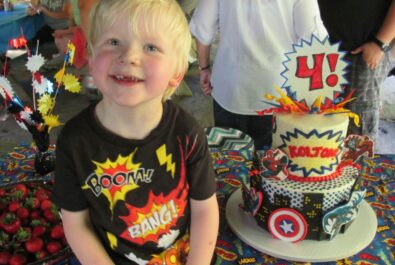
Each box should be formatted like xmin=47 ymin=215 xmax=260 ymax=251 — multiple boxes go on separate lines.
xmin=268 ymin=208 xmax=308 ymax=243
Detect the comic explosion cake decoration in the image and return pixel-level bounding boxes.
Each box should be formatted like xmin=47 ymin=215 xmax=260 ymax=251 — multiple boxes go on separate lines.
xmin=258 ymin=35 xmax=359 ymax=127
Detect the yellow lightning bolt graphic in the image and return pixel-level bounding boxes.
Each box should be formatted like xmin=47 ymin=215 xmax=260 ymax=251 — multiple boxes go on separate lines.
xmin=107 ymin=232 xmax=117 ymax=249
xmin=156 ymin=144 xmax=176 ymax=178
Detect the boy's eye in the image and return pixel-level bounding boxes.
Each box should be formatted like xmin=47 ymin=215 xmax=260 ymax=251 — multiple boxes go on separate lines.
xmin=144 ymin=44 xmax=159 ymax=52
xmin=108 ymin=39 xmax=120 ymax=46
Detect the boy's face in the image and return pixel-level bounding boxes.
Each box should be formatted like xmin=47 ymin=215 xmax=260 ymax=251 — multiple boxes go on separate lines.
xmin=88 ymin=14 xmax=183 ymax=108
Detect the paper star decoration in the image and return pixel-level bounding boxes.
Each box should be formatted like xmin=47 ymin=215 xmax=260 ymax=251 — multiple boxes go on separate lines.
xmin=0 ymin=40 xmax=81 ymax=134
xmin=26 ymin=54 xmax=45 ymax=72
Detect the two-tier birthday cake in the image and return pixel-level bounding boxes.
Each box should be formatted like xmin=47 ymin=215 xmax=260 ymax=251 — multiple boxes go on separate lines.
xmin=240 ymin=36 xmax=374 ymax=243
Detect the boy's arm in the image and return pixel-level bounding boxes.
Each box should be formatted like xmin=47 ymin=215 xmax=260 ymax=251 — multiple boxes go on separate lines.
xmin=61 ymin=209 xmax=115 ymax=265
xmin=187 ymin=194 xmax=219 ymax=265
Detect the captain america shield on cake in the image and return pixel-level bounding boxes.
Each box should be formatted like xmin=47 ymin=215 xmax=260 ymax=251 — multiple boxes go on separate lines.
xmin=268 ymin=208 xmax=308 ymax=242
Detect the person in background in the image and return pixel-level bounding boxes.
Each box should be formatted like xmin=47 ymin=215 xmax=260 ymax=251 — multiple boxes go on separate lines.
xmin=389 ymin=39 xmax=395 ymax=76
xmin=0 ymin=0 xmax=13 ymax=11
xmin=50 ymin=0 xmax=219 ymax=264
xmin=27 ymin=0 xmax=72 ymax=55
xmin=42 ymin=0 xmax=80 ymax=69
xmin=190 ymin=0 xmax=327 ymax=150
xmin=318 ymin=0 xmax=395 ymax=143
xmin=52 ymin=0 xmax=97 ymax=62
xmin=77 ymin=0 xmax=99 ymax=99
xmin=47 ymin=0 xmax=99 ymax=96
xmin=77 ymin=0 xmax=97 ymax=37
xmin=51 ymin=0 xmax=80 ymax=58
xmin=177 ymin=0 xmax=197 ymax=18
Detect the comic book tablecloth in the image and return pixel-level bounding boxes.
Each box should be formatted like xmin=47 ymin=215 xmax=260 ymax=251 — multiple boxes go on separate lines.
xmin=1 ymin=146 xmax=394 ymax=265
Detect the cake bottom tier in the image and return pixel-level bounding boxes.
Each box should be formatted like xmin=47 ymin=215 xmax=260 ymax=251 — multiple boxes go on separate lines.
xmin=250 ymin=164 xmax=360 ymax=241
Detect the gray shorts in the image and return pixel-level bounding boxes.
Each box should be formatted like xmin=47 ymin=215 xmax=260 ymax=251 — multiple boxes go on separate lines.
xmin=344 ymin=52 xmax=392 ymax=142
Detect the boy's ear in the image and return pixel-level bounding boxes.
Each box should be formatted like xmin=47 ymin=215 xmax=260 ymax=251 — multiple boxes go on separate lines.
xmin=169 ymin=73 xmax=184 ymax=88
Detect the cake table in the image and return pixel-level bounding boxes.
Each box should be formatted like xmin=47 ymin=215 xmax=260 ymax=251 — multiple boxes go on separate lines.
xmin=0 ymin=144 xmax=394 ymax=265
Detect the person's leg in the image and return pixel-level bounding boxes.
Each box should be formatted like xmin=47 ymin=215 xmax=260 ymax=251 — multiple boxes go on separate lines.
xmin=213 ymin=100 xmax=271 ymax=150
xmin=29 ymin=25 xmax=54 ymax=46
xmin=213 ymin=100 xmax=249 ymax=135
xmin=247 ymin=115 xmax=273 ymax=150
xmin=345 ymin=52 xmax=392 ymax=142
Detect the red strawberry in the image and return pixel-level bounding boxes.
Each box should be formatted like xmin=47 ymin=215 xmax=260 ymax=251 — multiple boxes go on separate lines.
xmin=35 ymin=217 xmax=49 ymax=227
xmin=50 ymin=225 xmax=64 ymax=239
xmin=35 ymin=188 xmax=49 ymax=202
xmin=0 ymin=213 xmax=21 ymax=234
xmin=40 ymin=199 xmax=53 ymax=211
xmin=0 ymin=188 xmax=6 ymax=197
xmin=16 ymin=207 xmax=29 ymax=220
xmin=0 ymin=251 xmax=11 ymax=265
xmin=43 ymin=209 xmax=58 ymax=223
xmin=10 ymin=184 xmax=28 ymax=201
xmin=14 ymin=227 xmax=32 ymax=242
xmin=9 ymin=253 xmax=27 ymax=265
xmin=29 ymin=210 xmax=41 ymax=219
xmin=0 ymin=200 xmax=7 ymax=211
xmin=25 ymin=237 xmax=44 ymax=253
xmin=25 ymin=197 xmax=40 ymax=210
xmin=35 ymin=250 xmax=48 ymax=260
xmin=0 ymin=231 xmax=10 ymax=249
xmin=8 ymin=201 xmax=20 ymax=212
xmin=46 ymin=240 xmax=62 ymax=254
xmin=32 ymin=225 xmax=46 ymax=238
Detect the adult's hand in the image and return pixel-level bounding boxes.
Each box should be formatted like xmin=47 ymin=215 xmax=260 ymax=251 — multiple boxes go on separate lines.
xmin=27 ymin=5 xmax=38 ymax=16
xmin=37 ymin=4 xmax=48 ymax=15
xmin=351 ymin=42 xmax=384 ymax=70
xmin=199 ymin=69 xmax=212 ymax=95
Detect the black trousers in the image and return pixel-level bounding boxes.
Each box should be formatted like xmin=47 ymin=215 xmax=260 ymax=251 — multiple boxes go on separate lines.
xmin=213 ymin=100 xmax=273 ymax=150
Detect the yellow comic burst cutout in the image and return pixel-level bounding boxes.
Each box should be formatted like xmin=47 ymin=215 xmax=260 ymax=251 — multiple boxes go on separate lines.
xmin=54 ymin=67 xmax=66 ymax=85
xmin=63 ymin=74 xmax=81 ymax=93
xmin=37 ymin=94 xmax=54 ymax=115
xmin=43 ymin=114 xmax=62 ymax=132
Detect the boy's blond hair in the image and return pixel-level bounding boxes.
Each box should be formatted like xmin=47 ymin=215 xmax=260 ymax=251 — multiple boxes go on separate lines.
xmin=87 ymin=0 xmax=192 ymax=99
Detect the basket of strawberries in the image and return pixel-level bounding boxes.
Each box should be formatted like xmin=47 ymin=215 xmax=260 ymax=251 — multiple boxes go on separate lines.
xmin=0 ymin=181 xmax=72 ymax=265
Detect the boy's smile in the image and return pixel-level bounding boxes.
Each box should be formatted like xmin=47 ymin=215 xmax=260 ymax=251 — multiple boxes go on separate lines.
xmin=111 ymin=74 xmax=144 ymax=84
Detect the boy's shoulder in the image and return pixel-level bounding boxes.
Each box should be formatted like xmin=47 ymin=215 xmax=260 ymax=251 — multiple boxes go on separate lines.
xmin=166 ymin=100 xmax=201 ymax=131
xmin=58 ymin=103 xmax=95 ymax=139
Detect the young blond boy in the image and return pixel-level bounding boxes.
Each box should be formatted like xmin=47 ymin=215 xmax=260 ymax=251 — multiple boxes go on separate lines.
xmin=50 ymin=0 xmax=219 ymax=264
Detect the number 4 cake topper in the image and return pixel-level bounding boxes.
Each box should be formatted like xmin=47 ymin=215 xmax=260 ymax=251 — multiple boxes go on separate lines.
xmin=258 ymin=35 xmax=360 ymax=127
xmin=281 ymin=35 xmax=349 ymax=108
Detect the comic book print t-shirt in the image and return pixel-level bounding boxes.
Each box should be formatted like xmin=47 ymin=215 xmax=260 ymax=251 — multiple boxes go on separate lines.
xmin=50 ymin=101 xmax=216 ymax=264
